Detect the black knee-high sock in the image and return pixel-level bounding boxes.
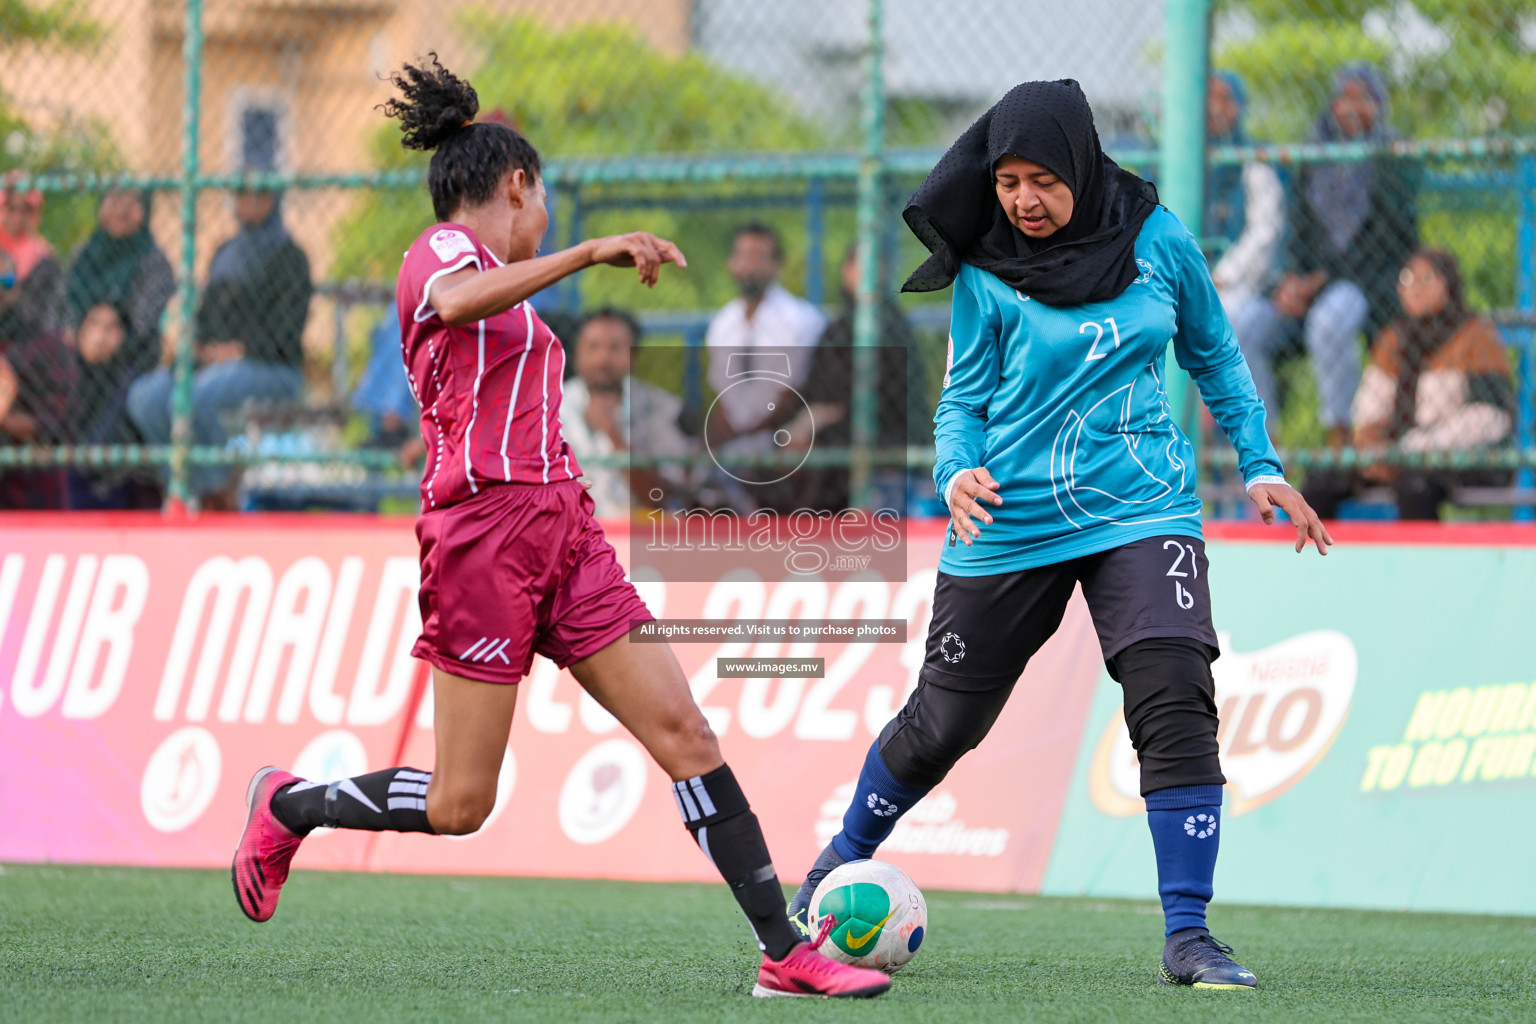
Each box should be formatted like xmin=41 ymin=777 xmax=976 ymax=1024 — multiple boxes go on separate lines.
xmin=673 ymin=764 xmax=799 ymax=961
xmin=270 ymin=768 xmax=436 ymax=836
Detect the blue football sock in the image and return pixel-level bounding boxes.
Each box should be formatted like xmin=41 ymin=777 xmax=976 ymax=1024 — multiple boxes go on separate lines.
xmin=830 ymin=742 xmax=932 ymax=862
xmin=1145 ymin=784 xmax=1224 ymax=937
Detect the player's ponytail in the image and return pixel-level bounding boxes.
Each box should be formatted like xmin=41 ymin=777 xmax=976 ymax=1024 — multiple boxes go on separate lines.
xmin=382 ymin=53 xmax=543 ymax=222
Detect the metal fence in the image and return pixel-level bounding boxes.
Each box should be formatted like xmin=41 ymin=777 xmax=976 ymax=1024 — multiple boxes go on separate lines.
xmin=0 ymin=0 xmax=1532 ymax=520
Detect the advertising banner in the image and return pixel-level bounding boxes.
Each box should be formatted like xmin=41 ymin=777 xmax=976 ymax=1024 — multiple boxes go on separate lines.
xmin=0 ymin=515 xmax=1101 ymax=893
xmin=1044 ymin=524 xmax=1536 ymax=916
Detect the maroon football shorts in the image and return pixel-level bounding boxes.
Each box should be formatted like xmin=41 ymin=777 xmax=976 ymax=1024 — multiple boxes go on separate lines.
xmin=412 ymin=479 xmax=653 ymax=684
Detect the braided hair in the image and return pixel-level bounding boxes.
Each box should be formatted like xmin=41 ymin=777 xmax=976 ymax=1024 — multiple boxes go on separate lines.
xmin=381 ymin=53 xmax=543 ymax=222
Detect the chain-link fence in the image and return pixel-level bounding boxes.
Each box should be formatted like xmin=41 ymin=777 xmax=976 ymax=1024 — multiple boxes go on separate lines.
xmin=0 ymin=0 xmax=1531 ymax=520
xmin=1200 ymin=0 xmax=1536 ymax=520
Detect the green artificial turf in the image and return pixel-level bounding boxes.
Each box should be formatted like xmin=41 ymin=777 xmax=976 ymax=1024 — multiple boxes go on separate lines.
xmin=3 ymin=864 xmax=1535 ymax=1023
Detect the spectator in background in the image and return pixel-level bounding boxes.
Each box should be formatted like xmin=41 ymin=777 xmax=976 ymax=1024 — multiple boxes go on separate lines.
xmin=562 ymin=307 xmax=692 ymax=518
xmin=128 ymin=185 xmax=313 ymax=503
xmin=69 ymin=303 xmax=162 ymax=508
xmin=0 ymin=248 xmax=75 ymax=508
xmin=705 ymin=222 xmax=825 ymax=436
xmin=64 ymin=189 xmax=175 ymax=508
xmin=1305 ymin=249 xmax=1511 ymax=520
xmin=1205 ymin=71 xmax=1284 ymax=319
xmin=1232 ymin=63 xmax=1417 ymax=445
xmin=66 ymin=189 xmax=174 ymax=375
xmin=352 ymin=303 xmax=419 ymax=452
xmin=1 ymin=173 xmax=64 ymax=331
xmin=0 ymin=172 xmax=55 ymax=284
xmin=703 ymin=223 xmax=824 ymax=511
xmin=793 ymin=242 xmax=929 ymax=510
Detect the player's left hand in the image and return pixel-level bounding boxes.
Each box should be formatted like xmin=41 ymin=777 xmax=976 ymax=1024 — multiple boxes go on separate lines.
xmin=1248 ymin=481 xmax=1333 ymax=555
xmin=588 ymin=232 xmax=687 ymax=288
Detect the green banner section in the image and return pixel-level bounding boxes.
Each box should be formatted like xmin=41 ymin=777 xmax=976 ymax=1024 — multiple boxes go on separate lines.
xmin=1043 ymin=539 xmax=1536 ymax=916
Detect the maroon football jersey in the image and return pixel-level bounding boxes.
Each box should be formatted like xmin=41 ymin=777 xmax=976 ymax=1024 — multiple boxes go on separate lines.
xmin=396 ymin=223 xmax=580 ymax=510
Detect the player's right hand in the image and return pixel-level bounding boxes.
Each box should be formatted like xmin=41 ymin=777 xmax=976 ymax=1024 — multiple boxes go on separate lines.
xmin=587 ymin=232 xmax=687 ymax=287
xmin=948 ymin=466 xmax=1002 ymax=546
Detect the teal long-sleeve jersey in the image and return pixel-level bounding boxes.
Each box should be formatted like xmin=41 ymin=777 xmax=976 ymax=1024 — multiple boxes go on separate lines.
xmin=933 ymin=206 xmax=1286 ymax=575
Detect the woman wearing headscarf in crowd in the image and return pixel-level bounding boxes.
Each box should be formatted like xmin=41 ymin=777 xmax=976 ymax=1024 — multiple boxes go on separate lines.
xmin=0 ymin=173 xmax=65 ymax=331
xmin=1231 ymin=63 xmax=1418 ymax=446
xmin=1204 ymin=71 xmax=1284 ymax=319
xmin=1305 ymin=249 xmax=1512 ymax=520
xmin=65 ymin=188 xmax=176 ymax=508
xmin=784 ymin=80 xmax=1331 ymax=990
xmin=0 ymin=247 xmax=76 ymax=508
xmin=127 ymin=184 xmax=313 ymax=504
xmin=0 ymin=172 xmax=55 ymax=284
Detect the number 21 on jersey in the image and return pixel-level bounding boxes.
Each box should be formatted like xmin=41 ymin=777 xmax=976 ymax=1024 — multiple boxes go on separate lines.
xmin=1080 ymin=316 xmax=1122 ymax=362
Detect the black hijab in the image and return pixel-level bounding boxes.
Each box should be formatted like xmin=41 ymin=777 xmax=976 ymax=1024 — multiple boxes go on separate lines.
xmin=901 ymin=80 xmax=1159 ymax=307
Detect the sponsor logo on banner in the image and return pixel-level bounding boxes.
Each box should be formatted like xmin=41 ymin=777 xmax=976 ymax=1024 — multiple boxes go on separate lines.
xmin=558 ymin=739 xmax=647 ymax=845
xmin=1089 ymin=630 xmax=1356 ymax=815
xmin=0 ymin=518 xmax=1097 ymax=895
xmin=141 ymin=727 xmax=222 ymax=832
xmin=1360 ymin=682 xmax=1536 ymax=793
xmin=815 ymin=783 xmax=1010 ymax=856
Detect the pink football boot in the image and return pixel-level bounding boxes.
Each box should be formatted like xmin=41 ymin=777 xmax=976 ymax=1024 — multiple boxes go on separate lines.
xmin=752 ymin=915 xmax=892 ymax=999
xmin=231 ymin=766 xmax=306 ymax=922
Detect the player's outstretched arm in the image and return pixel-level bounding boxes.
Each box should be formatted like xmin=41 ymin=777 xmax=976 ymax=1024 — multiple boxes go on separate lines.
xmin=430 ymin=232 xmax=687 ymax=326
xmin=1247 ymin=481 xmax=1334 ymax=555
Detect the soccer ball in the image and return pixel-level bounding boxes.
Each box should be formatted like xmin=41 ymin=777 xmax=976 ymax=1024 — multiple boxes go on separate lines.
xmin=808 ymin=859 xmax=926 ymax=974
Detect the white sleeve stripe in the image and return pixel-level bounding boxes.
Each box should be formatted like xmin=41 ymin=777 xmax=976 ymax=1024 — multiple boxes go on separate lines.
xmin=1245 ymin=474 xmax=1288 ymax=492
xmin=412 ymin=253 xmax=481 ymax=323
xmin=941 ymin=471 xmax=961 ymax=509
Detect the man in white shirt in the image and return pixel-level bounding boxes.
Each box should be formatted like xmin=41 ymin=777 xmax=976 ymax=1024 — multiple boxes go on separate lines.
xmin=705 ymin=222 xmax=826 ymax=435
xmin=562 ymin=308 xmax=693 ymax=519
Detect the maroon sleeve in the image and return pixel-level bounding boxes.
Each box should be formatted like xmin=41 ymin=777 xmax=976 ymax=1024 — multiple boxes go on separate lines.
xmin=400 ymin=227 xmax=483 ymax=326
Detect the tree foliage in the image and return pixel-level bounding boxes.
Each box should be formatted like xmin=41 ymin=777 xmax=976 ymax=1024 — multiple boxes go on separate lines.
xmin=0 ymin=0 xmax=101 ymax=48
xmin=332 ymin=12 xmax=826 ymax=312
xmin=1 ymin=0 xmax=113 ymax=254
xmin=1216 ymin=0 xmax=1536 ymax=140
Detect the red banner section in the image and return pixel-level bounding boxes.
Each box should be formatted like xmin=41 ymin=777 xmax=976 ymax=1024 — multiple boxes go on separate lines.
xmin=0 ymin=514 xmax=1102 ymax=893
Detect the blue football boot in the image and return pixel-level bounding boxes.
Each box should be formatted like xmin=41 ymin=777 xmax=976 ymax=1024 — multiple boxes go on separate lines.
xmin=1158 ymin=929 xmax=1259 ymax=989
xmin=786 ymin=842 xmax=849 ymax=940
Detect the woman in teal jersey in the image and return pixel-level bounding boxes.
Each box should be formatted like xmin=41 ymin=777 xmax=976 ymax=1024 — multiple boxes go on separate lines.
xmin=789 ymin=81 xmax=1331 ymax=988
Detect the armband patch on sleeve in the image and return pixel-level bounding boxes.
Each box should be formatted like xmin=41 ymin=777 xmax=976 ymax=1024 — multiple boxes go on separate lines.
xmin=429 ymin=228 xmax=477 ymax=263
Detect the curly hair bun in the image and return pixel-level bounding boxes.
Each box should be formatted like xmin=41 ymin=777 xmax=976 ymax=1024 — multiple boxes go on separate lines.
xmin=382 ymin=53 xmax=480 ymax=152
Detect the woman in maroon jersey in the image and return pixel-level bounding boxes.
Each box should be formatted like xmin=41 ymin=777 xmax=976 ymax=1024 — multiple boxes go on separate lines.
xmin=229 ymin=55 xmax=888 ymax=1001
